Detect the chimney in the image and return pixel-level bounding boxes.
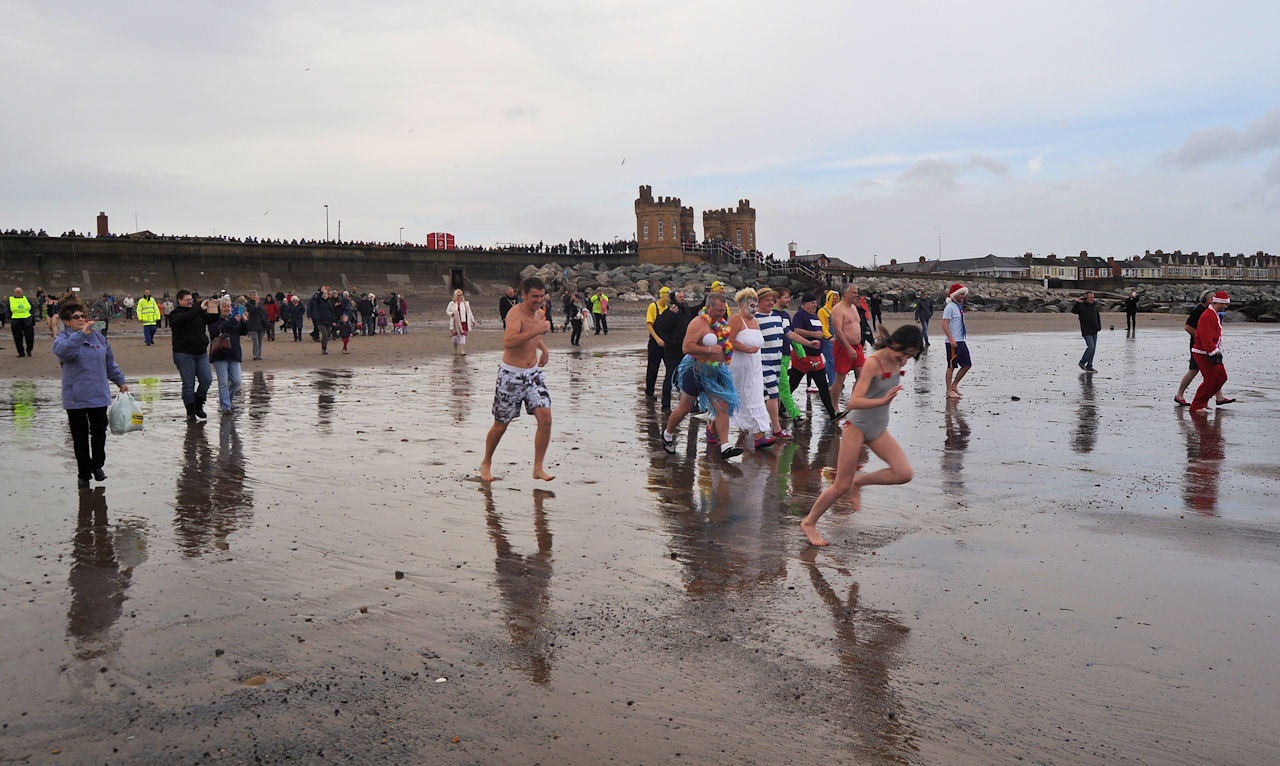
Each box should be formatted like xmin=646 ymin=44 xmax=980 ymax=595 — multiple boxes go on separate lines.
xmin=96 ymin=211 xmax=109 ymax=237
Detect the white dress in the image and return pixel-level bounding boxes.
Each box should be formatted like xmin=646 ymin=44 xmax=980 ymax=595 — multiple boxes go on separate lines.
xmin=729 ymin=327 xmax=771 ymax=434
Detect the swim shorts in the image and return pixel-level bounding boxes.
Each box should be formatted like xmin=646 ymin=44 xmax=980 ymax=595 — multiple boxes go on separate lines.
xmin=833 ymin=342 xmax=865 ymax=375
xmin=679 ymin=366 xmax=704 ymax=398
xmin=946 ymin=341 xmax=972 ymax=369
xmin=492 ymin=362 xmax=551 ymax=424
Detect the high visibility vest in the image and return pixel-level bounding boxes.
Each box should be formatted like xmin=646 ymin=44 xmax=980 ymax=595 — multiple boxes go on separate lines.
xmin=7 ymin=296 xmax=32 ymax=320
xmin=137 ymin=297 xmax=161 ymax=324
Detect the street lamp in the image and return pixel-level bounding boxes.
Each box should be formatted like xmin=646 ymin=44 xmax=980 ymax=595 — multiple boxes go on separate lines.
xmin=399 ymin=227 xmax=404 ymax=244
xmin=324 ymin=204 xmax=329 ymax=241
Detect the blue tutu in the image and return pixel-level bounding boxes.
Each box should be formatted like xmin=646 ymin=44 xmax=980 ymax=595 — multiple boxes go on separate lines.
xmin=676 ymin=354 xmax=738 ymax=416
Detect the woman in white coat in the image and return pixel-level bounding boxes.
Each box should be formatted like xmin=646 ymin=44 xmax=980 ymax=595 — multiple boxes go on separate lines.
xmin=446 ymin=289 xmax=477 ymax=354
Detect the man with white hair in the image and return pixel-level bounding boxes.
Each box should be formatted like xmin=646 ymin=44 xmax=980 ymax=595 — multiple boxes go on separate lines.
xmin=943 ymin=283 xmax=971 ymax=399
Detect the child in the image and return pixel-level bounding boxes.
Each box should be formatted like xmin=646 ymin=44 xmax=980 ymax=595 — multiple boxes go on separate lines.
xmin=800 ymin=324 xmax=923 ymax=546
xmin=338 ymin=314 xmax=355 ymax=353
xmin=377 ymin=308 xmax=388 ymax=334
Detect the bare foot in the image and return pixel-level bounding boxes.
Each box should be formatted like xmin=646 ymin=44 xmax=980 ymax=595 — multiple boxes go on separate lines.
xmin=532 ymin=468 xmax=556 ymax=481
xmin=848 ymin=483 xmax=862 ymax=511
xmin=946 ymin=390 xmax=961 ymax=399
xmin=800 ymin=518 xmax=829 ymax=547
xmin=479 ymin=461 xmax=495 ymax=482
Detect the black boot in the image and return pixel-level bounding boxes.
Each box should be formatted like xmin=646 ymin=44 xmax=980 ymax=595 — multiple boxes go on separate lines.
xmin=194 ymin=398 xmax=208 ymax=420
xmin=185 ymin=402 xmax=197 ymax=423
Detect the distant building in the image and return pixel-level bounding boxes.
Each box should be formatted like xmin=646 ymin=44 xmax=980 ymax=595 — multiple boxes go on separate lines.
xmin=702 ymin=199 xmax=756 ymax=252
xmin=634 ymin=185 xmax=697 ymax=264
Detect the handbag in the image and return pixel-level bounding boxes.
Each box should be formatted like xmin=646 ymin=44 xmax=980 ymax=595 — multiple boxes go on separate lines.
xmin=209 ymin=332 xmax=232 ymax=358
xmin=790 ymin=341 xmax=824 ymax=373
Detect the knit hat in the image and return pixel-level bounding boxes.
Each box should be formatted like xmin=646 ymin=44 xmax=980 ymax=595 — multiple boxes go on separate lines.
xmin=710 ymin=280 xmax=725 ymax=291
xmin=948 ymin=283 xmax=968 ymax=299
xmin=658 ymin=286 xmax=671 ymax=295
xmin=1212 ymin=291 xmax=1230 ymax=304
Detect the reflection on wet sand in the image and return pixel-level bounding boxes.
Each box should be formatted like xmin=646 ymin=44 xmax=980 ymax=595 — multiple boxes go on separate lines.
xmin=942 ymin=400 xmax=970 ymax=498
xmin=1072 ymin=373 xmax=1098 ymax=454
xmin=1180 ymin=409 xmax=1226 ymax=516
xmin=247 ymin=370 xmax=272 ymax=422
xmin=173 ymin=418 xmax=253 ymax=556
xmin=450 ymin=355 xmax=472 ymax=424
xmin=313 ymin=368 xmax=352 ymax=431
xmin=68 ymin=488 xmax=132 ymax=659
xmin=483 ymin=485 xmax=555 ymax=684
xmin=10 ymin=380 xmax=37 ymax=432
xmin=911 ymin=352 xmax=932 ymax=410
xmin=799 ymin=547 xmax=915 ymax=762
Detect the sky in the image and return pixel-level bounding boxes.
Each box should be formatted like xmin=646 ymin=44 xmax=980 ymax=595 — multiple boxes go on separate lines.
xmin=3 ymin=0 xmax=1279 ymax=268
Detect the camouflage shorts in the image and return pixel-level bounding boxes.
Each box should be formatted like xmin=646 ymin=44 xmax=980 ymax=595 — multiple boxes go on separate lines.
xmin=492 ymin=363 xmax=551 ymax=424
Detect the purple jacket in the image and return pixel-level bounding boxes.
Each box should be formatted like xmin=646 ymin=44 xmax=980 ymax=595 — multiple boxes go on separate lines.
xmin=52 ymin=328 xmax=126 ymax=409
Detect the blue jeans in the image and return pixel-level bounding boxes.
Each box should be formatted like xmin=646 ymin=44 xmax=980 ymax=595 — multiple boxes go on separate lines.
xmin=173 ymin=352 xmax=212 ymax=405
xmin=1080 ymin=334 xmax=1097 ymax=368
xmin=919 ymin=317 xmax=930 ymax=344
xmin=821 ymin=341 xmax=836 ymax=385
xmin=143 ymin=323 xmax=158 ymax=345
xmin=212 ymin=359 xmax=242 ymax=411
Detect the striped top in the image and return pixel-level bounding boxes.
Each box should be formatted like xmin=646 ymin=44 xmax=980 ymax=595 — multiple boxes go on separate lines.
xmin=756 ymin=311 xmax=786 ymax=381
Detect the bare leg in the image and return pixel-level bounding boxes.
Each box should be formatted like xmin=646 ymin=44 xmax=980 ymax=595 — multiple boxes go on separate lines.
xmin=832 ymin=372 xmax=847 ymax=410
xmin=532 ymin=407 xmax=555 ymax=481
xmin=800 ymin=423 xmax=867 ymax=546
xmin=1175 ymin=368 xmax=1197 ymax=400
xmin=766 ymin=398 xmax=781 ymax=434
xmin=480 ymin=420 xmax=509 ymax=481
xmin=854 ymin=430 xmax=914 ymax=488
xmin=665 ymin=393 xmax=696 ymax=434
xmin=950 ymin=366 xmax=970 ymax=398
xmin=712 ymin=399 xmax=730 ymax=445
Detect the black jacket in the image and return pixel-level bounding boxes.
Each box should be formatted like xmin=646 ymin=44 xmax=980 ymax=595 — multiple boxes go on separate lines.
xmin=170 ymin=304 xmax=219 ymax=355
xmin=245 ymin=300 xmax=269 ymax=332
xmin=654 ymin=301 xmax=694 ymax=358
xmin=210 ymin=316 xmax=249 ymax=362
xmin=1072 ymin=300 xmax=1102 ymax=336
xmin=311 ymin=297 xmax=336 ymax=326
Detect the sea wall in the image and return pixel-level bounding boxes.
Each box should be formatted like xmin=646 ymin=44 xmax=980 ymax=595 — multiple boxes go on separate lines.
xmin=0 ymin=236 xmax=640 ymax=298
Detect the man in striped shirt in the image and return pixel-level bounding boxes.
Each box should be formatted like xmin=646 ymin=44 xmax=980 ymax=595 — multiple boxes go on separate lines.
xmin=755 ymin=288 xmax=790 ymax=440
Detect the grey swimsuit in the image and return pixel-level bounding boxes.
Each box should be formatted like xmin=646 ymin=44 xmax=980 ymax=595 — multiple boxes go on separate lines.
xmin=844 ymin=369 xmax=900 ymax=441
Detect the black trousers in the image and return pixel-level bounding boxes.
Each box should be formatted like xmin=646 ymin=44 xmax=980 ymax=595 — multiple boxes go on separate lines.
xmin=645 ymin=341 xmax=668 ymax=397
xmin=1126 ymin=312 xmax=1137 ymax=334
xmin=593 ymin=313 xmax=608 ymax=334
xmin=11 ymin=317 xmax=34 ymax=355
xmin=787 ymin=367 xmax=837 ymax=418
xmin=570 ymin=319 xmax=583 ymax=345
xmin=67 ymin=406 xmax=108 ymax=479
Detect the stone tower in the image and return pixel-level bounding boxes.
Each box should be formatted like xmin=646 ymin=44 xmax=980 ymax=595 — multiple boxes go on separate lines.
xmin=702 ymin=199 xmax=756 ymax=252
xmin=635 ymin=185 xmax=696 ymax=264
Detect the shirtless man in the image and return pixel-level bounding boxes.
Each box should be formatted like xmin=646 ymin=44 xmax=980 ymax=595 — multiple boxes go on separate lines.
xmin=660 ymin=293 xmax=743 ymax=460
xmin=829 ymin=284 xmax=866 ymax=410
xmin=480 ymin=277 xmax=555 ymax=482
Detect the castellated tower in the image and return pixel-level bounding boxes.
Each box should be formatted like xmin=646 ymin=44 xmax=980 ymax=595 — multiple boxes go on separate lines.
xmin=702 ymin=199 xmax=756 ymax=252
xmin=635 ymin=185 xmax=696 ymax=264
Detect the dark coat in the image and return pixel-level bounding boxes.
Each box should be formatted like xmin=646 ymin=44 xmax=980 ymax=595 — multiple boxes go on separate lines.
xmin=209 ymin=316 xmax=249 ymax=362
xmin=1072 ymin=300 xmax=1102 ymax=336
xmin=169 ymin=304 xmax=219 ymax=355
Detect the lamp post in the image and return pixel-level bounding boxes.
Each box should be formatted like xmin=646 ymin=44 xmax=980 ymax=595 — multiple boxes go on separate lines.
xmin=324 ymin=204 xmax=329 ymax=241
xmin=399 ymin=227 xmax=404 ymax=244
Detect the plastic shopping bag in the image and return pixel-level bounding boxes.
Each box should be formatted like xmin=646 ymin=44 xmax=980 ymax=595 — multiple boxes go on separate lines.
xmin=108 ymin=391 xmax=144 ymax=435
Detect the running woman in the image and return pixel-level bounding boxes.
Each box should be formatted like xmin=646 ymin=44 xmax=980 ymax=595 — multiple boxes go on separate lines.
xmin=800 ymin=324 xmax=923 ymax=546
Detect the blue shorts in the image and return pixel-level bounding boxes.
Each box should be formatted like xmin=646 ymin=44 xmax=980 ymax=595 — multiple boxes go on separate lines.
xmin=946 ymin=341 xmax=972 ymax=369
xmin=679 ymin=366 xmax=705 ymax=398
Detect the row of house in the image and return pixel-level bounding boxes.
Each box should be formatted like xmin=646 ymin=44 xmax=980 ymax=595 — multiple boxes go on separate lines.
xmin=876 ymin=251 xmax=1280 ymax=281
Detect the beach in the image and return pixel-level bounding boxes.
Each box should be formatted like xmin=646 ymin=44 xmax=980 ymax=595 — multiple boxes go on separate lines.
xmin=1 ymin=311 xmax=1277 ymax=764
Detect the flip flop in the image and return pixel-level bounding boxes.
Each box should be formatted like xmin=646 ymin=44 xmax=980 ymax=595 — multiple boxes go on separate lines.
xmin=1216 ymin=398 xmax=1236 ymax=405
xmin=1173 ymin=397 xmax=1190 ymax=406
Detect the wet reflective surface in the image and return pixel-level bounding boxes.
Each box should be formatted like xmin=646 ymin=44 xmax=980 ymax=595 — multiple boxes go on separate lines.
xmin=1 ymin=328 xmax=1278 ymax=763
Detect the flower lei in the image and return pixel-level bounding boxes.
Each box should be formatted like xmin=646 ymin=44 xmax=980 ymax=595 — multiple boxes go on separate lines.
xmin=699 ymin=307 xmax=733 ymax=364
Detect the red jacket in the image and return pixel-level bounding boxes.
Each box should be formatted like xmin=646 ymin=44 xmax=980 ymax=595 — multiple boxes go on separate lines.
xmin=1194 ymin=306 xmax=1222 ymax=355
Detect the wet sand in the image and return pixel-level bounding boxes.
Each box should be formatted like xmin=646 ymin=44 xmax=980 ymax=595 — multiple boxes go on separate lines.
xmin=1 ymin=317 xmax=1277 ymax=764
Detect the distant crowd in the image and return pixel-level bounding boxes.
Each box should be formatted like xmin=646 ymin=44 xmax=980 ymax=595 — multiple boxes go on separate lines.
xmin=1 ymin=229 xmax=637 ymax=255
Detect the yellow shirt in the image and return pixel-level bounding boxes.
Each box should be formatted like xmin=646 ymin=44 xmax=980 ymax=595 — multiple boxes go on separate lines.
xmin=645 ymin=299 xmax=670 ymax=325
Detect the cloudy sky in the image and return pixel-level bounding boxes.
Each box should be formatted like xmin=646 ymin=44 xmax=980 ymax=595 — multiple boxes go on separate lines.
xmin=4 ymin=1 xmax=1279 ymax=267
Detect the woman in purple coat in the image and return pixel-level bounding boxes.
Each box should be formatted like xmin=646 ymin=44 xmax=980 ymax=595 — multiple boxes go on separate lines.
xmin=52 ymin=302 xmax=129 ymax=488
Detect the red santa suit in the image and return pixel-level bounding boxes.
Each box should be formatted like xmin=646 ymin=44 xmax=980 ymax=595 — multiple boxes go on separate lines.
xmin=1190 ymin=296 xmax=1228 ymax=412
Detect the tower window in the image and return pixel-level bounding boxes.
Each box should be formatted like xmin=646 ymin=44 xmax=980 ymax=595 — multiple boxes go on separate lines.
xmin=658 ymin=220 xmax=664 ymax=240
xmin=736 ymin=228 xmax=742 ymax=246
xmin=643 ymin=221 xmax=649 ymax=240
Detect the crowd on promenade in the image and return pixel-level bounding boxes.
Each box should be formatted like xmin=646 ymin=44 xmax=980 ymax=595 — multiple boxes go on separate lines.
xmin=1 ymin=229 xmax=637 ymax=256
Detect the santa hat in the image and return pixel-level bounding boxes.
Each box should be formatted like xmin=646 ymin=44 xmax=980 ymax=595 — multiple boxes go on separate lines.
xmin=948 ymin=283 xmax=968 ymax=300
xmin=1212 ymin=291 xmax=1230 ymax=304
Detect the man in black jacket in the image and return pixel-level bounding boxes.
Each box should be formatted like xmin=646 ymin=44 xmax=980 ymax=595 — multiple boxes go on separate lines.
xmin=245 ymin=291 xmax=269 ymax=360
xmin=357 ymin=293 xmax=376 ymax=336
xmin=1071 ymin=291 xmax=1102 ymax=372
xmin=1123 ymin=291 xmax=1139 ymax=337
xmin=499 ymin=287 xmax=517 ymax=329
xmin=653 ymin=289 xmax=695 ymax=412
xmin=311 ymin=289 xmax=336 ymax=354
xmin=169 ymin=289 xmax=220 ymax=421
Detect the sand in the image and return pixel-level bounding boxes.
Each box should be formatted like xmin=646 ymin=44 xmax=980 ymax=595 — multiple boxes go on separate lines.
xmin=1 ymin=309 xmax=1275 ymax=764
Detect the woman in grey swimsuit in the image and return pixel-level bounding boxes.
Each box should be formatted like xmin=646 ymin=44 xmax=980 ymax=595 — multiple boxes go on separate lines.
xmin=801 ymin=324 xmax=923 ymax=546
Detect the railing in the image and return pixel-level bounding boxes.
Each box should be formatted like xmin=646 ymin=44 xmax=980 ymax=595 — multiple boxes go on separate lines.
xmin=681 ymin=241 xmax=826 ymax=284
